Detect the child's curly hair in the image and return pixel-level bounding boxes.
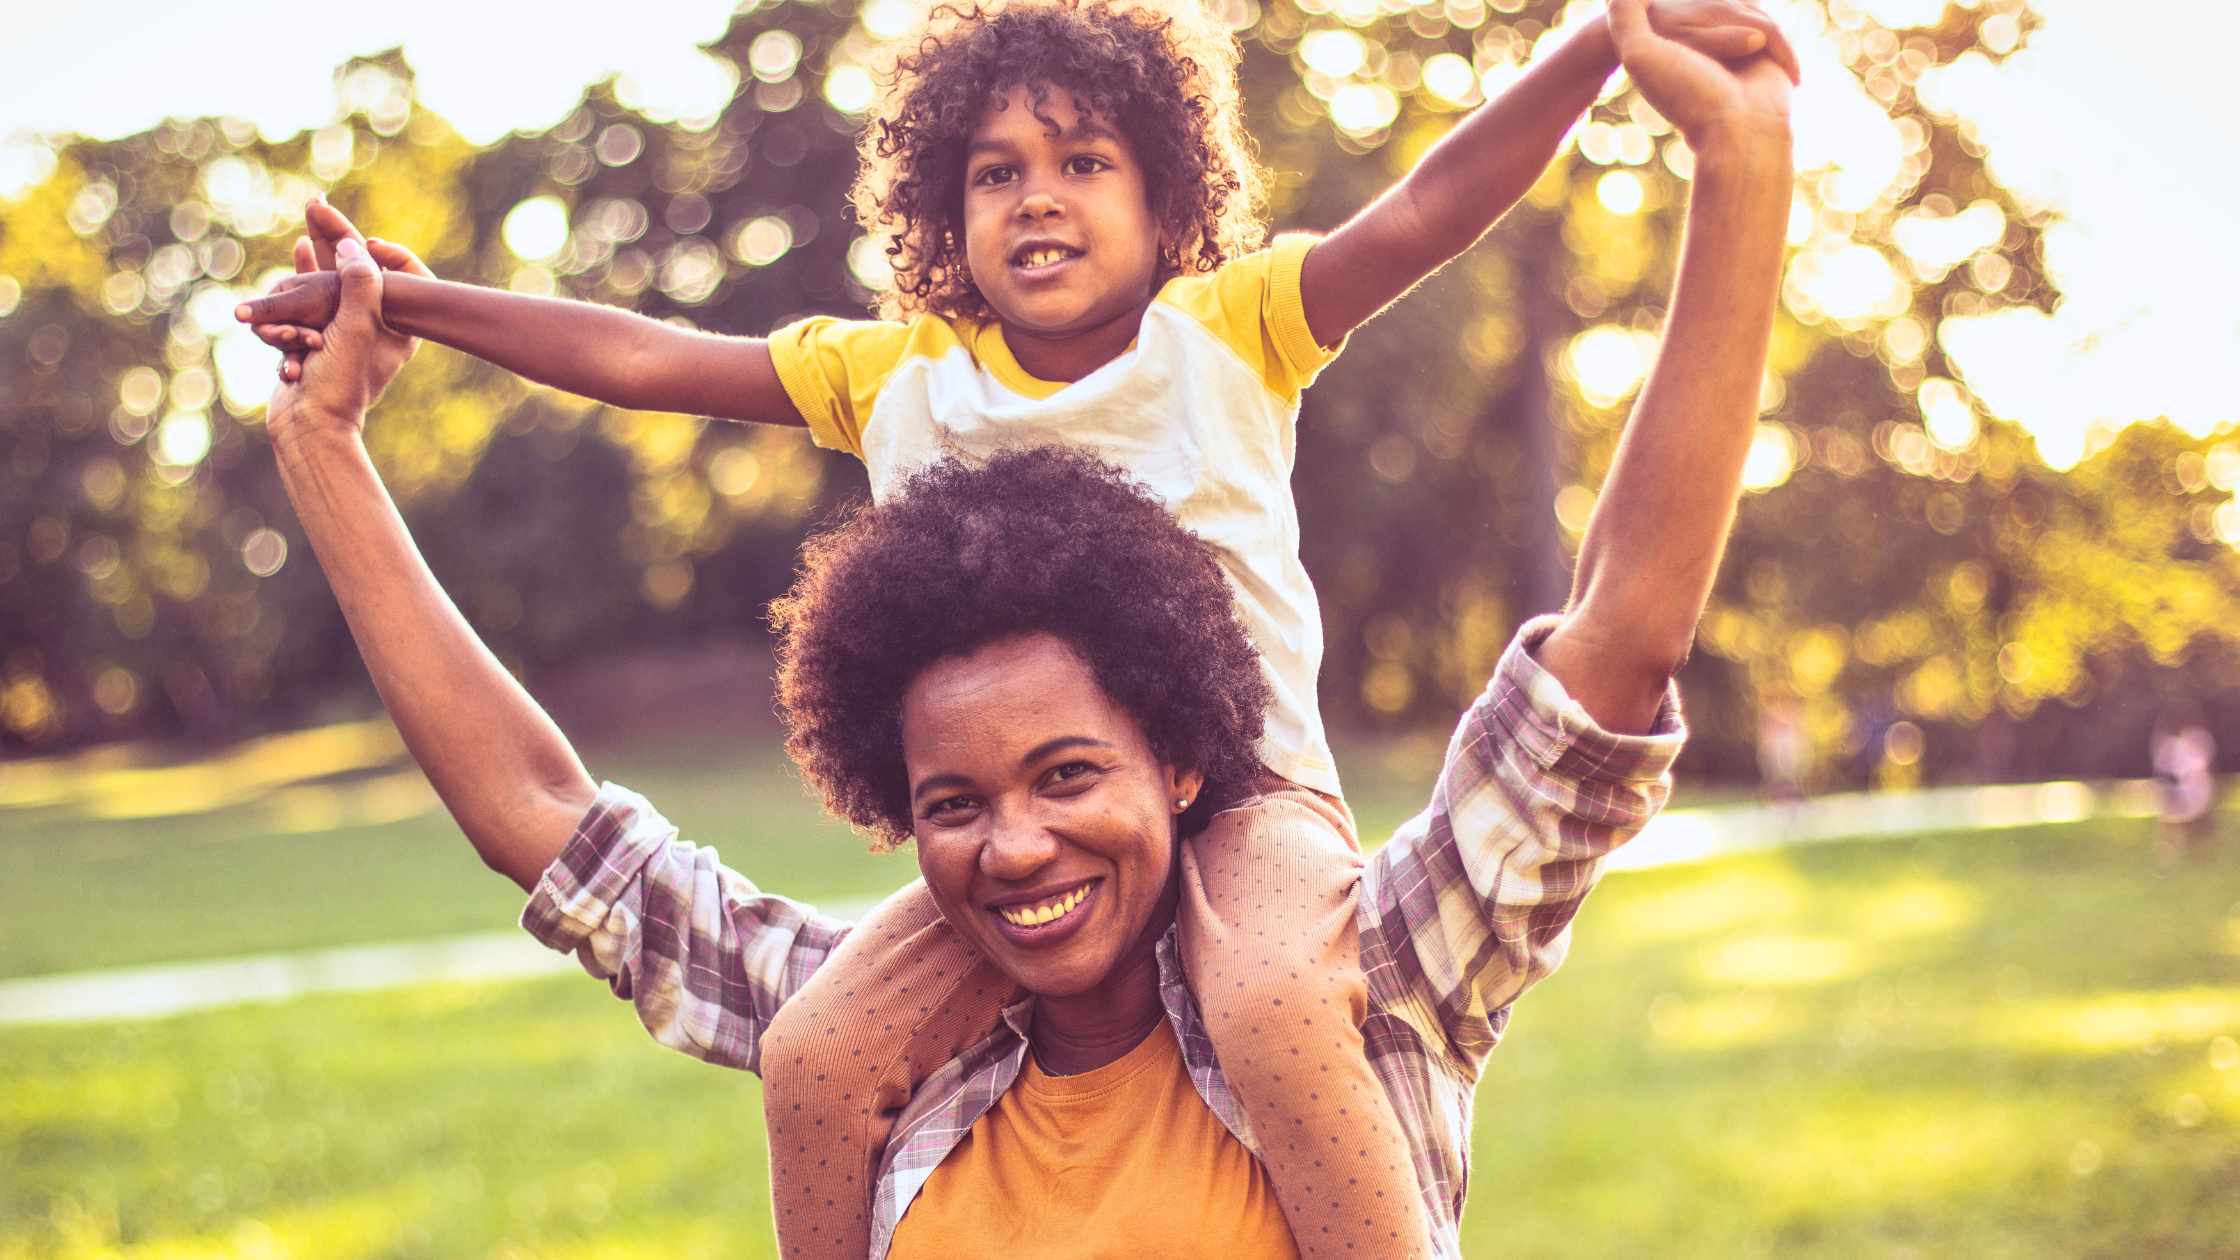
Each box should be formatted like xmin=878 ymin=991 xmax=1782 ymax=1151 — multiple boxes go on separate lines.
xmin=851 ymin=0 xmax=1267 ymax=322
xmin=770 ymin=446 xmax=1272 ymax=847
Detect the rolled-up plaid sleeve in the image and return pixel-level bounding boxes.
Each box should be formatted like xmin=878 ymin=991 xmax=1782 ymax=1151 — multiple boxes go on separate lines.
xmin=521 ymin=781 xmax=852 ymax=1075
xmin=1361 ymin=615 xmax=1686 ymax=1073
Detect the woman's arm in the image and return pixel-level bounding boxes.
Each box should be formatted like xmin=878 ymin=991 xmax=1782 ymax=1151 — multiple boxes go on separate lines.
xmin=1298 ymin=0 xmax=1796 ymax=347
xmin=241 ymin=200 xmax=805 ymax=427
xmin=266 ymin=237 xmax=597 ymax=889
xmin=1533 ymin=0 xmax=1795 ymax=734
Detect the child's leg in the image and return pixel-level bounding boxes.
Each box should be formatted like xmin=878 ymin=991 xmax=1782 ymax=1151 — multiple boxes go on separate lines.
xmin=760 ymin=880 xmax=1017 ymax=1258
xmin=1178 ymin=776 xmax=1433 ymax=1259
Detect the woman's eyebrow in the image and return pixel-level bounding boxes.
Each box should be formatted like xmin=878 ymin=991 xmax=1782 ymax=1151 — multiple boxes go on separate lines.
xmin=912 ymin=772 xmax=974 ymax=804
xmin=1020 ymin=735 xmax=1116 ymax=765
xmin=909 ymin=737 xmax=1117 ymax=804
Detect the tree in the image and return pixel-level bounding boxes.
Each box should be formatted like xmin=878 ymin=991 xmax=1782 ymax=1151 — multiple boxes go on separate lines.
xmin=5 ymin=0 xmax=2233 ymax=792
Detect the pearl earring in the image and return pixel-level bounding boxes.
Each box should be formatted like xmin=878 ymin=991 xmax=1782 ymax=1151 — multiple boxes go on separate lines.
xmin=1175 ymin=797 xmax=1191 ymax=810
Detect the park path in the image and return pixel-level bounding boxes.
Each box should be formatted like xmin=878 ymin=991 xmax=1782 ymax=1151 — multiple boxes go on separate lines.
xmin=0 ymin=780 xmax=2161 ymax=1028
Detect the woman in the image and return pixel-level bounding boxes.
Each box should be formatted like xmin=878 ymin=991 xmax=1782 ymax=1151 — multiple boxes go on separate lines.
xmin=262 ymin=4 xmax=1791 ymax=1254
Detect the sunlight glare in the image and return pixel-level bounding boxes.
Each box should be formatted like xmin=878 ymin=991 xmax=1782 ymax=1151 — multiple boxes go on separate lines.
xmin=501 ymin=196 xmax=571 ymax=262
xmin=1918 ymin=378 xmax=1978 ymax=450
xmin=1300 ymin=29 xmax=1367 ymax=79
xmin=1741 ymin=424 xmax=1796 ymax=491
xmin=1566 ymin=324 xmax=1656 ymax=407
xmin=1422 ymin=53 xmax=1477 ymax=104
xmin=1597 ymin=169 xmax=1643 ymax=215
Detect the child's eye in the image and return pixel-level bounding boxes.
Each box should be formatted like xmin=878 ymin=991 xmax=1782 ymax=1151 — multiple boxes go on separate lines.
xmin=974 ymin=165 xmax=1017 ymax=186
xmin=1065 ymin=155 xmax=1109 ymax=176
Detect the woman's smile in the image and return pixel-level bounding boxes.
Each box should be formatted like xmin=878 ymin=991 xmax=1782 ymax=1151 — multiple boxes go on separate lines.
xmin=989 ymin=877 xmax=1102 ymax=946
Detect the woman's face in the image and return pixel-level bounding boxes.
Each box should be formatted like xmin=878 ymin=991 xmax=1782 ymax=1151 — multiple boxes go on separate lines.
xmin=903 ymin=633 xmax=1202 ymax=999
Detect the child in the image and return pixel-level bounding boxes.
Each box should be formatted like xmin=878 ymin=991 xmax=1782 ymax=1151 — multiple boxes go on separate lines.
xmin=243 ymin=1 xmax=1793 ymax=1253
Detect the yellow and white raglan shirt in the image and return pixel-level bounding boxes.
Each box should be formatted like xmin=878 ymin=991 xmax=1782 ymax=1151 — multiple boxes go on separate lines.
xmin=769 ymin=233 xmax=1344 ymax=796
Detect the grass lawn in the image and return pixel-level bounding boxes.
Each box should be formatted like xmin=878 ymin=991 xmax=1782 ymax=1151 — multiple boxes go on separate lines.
xmin=6 ymin=727 xmax=2240 ymax=1257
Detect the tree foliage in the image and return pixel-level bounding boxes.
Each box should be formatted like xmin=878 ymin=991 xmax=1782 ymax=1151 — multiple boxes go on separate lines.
xmin=2 ymin=0 xmax=2233 ymax=788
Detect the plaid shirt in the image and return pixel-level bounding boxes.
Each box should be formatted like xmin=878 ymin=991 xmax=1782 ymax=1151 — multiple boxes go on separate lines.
xmin=523 ymin=617 xmax=1683 ymax=1259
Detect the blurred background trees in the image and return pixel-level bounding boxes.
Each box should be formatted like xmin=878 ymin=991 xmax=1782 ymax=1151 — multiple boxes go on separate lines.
xmin=3 ymin=0 xmax=2235 ymax=792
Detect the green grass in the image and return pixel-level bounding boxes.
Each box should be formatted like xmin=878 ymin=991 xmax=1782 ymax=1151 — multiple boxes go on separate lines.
xmin=7 ymin=728 xmax=2240 ymax=1257
xmin=0 ymin=728 xmax=1436 ymax=982
xmin=0 ymin=732 xmax=918 ymax=981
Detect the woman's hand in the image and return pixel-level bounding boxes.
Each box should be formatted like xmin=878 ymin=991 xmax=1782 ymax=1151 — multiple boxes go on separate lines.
xmin=1614 ymin=0 xmax=1795 ymax=149
xmin=251 ymin=197 xmax=433 ymax=384
xmin=264 ymin=237 xmax=420 ymax=446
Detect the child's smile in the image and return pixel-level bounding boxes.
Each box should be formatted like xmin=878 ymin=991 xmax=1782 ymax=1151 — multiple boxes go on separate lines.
xmin=963 ymin=83 xmax=1166 ymax=380
xmin=1010 ymin=238 xmax=1085 ymax=279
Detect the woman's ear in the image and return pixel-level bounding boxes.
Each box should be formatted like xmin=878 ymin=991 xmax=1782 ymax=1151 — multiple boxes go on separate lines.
xmin=1165 ymin=765 xmax=1206 ymax=814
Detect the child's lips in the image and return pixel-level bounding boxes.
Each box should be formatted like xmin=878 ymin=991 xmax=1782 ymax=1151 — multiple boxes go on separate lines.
xmin=1010 ymin=245 xmax=1084 ymax=279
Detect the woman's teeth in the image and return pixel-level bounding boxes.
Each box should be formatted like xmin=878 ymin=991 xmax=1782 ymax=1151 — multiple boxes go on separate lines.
xmin=1018 ymin=246 xmax=1075 ymax=268
xmin=999 ymin=885 xmax=1089 ymax=927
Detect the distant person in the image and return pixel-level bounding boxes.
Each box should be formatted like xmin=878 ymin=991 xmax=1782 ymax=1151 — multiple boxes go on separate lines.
xmin=2152 ymin=708 xmax=2216 ymax=853
xmin=1757 ymin=698 xmax=1809 ymax=802
xmin=239 ymin=0 xmax=1794 ymax=1249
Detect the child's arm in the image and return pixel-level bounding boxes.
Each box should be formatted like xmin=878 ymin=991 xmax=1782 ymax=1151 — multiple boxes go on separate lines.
xmin=1297 ymin=0 xmax=1797 ymax=347
xmin=238 ymin=201 xmax=805 ymax=427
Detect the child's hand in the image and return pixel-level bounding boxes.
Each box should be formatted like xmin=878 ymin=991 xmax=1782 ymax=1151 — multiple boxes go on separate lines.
xmin=239 ymin=200 xmax=433 ymax=381
xmin=1646 ymin=0 xmax=1802 ymax=86
xmin=241 ymin=271 xmax=341 ymax=347
xmin=1612 ymin=0 xmax=1795 ymax=147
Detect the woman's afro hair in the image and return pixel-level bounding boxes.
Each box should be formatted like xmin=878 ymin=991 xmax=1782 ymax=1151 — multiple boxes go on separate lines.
xmin=770 ymin=445 xmax=1272 ymax=846
xmin=851 ymin=0 xmax=1267 ymax=321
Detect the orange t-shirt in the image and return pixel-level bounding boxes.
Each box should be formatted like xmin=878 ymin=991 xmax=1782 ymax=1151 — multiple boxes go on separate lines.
xmin=885 ymin=1021 xmax=1300 ymax=1260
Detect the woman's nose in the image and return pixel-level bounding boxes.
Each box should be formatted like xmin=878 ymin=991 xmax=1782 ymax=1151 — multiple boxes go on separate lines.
xmin=980 ymin=804 xmax=1058 ymax=880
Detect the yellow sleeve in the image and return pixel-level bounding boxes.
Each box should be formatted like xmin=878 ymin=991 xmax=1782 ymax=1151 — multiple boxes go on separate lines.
xmin=765 ymin=316 xmax=917 ymax=460
xmin=1154 ymin=233 xmax=1345 ymax=406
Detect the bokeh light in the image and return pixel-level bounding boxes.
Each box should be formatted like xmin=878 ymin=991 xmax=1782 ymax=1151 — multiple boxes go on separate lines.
xmin=1566 ymin=324 xmax=1656 ymax=409
xmin=847 ymin=235 xmax=894 ymax=291
xmin=1421 ymin=53 xmax=1476 ymax=104
xmin=1740 ymin=423 xmax=1797 ymax=492
xmin=861 ymin=0 xmax=916 ymax=39
xmin=1329 ymin=84 xmax=1399 ymax=136
xmin=1300 ymin=29 xmax=1367 ymax=78
xmin=502 ymin=197 xmax=571 ymax=263
xmin=731 ymin=216 xmax=794 ymax=267
xmin=1597 ymin=169 xmax=1643 ymax=215
xmin=824 ymin=64 xmax=874 ymax=114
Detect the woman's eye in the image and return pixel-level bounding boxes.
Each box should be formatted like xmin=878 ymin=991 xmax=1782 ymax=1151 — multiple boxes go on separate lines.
xmin=926 ymin=796 xmax=977 ymax=819
xmin=1050 ymin=761 xmax=1095 ymax=784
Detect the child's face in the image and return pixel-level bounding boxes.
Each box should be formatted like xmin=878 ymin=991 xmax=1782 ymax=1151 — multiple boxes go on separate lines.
xmin=962 ymin=83 xmax=1165 ymax=337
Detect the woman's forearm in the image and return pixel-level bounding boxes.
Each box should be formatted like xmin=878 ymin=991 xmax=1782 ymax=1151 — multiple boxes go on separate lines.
xmin=1542 ymin=117 xmax=1792 ymax=730
xmin=379 ymin=274 xmax=802 ymax=425
xmin=273 ymin=419 xmax=595 ymax=889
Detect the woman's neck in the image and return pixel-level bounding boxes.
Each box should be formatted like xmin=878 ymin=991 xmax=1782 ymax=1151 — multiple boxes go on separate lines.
xmin=1029 ymin=943 xmax=1167 ymax=1076
xmin=1028 ymin=867 xmax=1177 ymax=1076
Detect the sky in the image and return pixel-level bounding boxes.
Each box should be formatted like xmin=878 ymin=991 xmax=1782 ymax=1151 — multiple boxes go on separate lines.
xmin=1 ymin=0 xmax=2234 ymax=466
